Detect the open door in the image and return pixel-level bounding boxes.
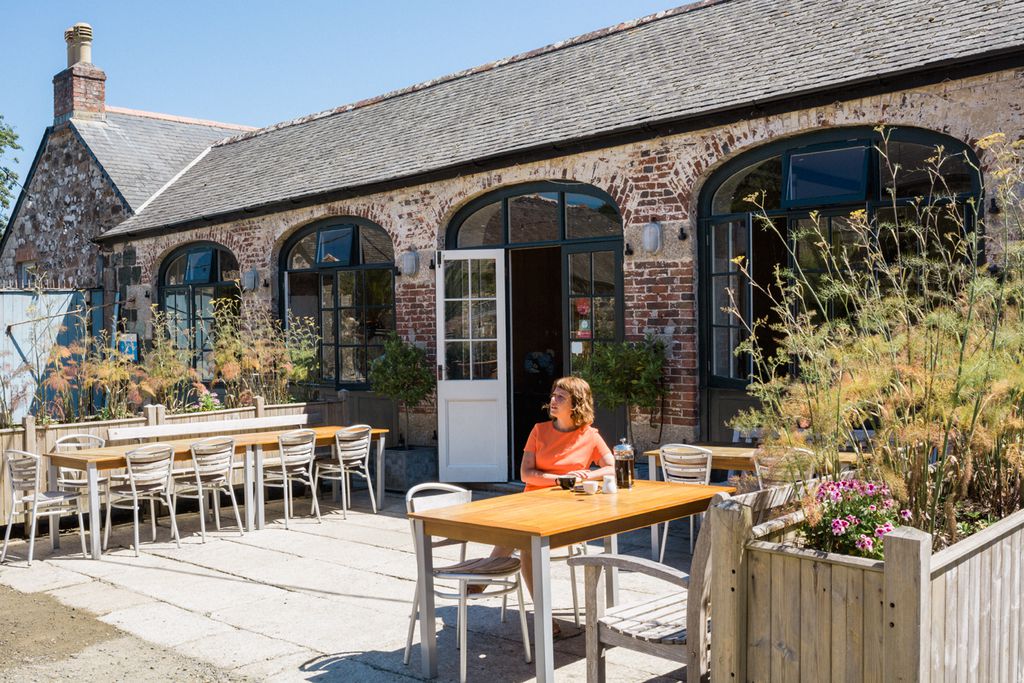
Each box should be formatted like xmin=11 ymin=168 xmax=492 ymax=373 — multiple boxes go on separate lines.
xmin=435 ymin=249 xmax=508 ymax=482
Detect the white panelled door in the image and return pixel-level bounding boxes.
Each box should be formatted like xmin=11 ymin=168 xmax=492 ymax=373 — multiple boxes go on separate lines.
xmin=435 ymin=249 xmax=507 ymax=482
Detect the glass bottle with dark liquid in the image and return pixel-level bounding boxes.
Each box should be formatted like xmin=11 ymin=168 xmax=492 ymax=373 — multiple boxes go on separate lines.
xmin=613 ymin=439 xmax=634 ymax=489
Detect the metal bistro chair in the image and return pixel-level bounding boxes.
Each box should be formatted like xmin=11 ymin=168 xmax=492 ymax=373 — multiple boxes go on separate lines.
xmin=404 ymin=483 xmax=531 ymax=683
xmin=264 ymin=429 xmax=321 ymax=530
xmin=172 ymin=437 xmax=244 ymax=542
xmin=1 ymin=450 xmax=87 ymax=565
xmin=313 ymin=425 xmax=376 ymax=519
xmin=659 ymin=444 xmax=713 ymax=560
xmin=54 ymin=433 xmax=109 ymax=540
xmin=104 ymin=443 xmax=181 ymax=556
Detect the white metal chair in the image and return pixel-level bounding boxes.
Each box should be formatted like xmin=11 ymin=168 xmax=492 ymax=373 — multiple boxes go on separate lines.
xmin=104 ymin=443 xmax=181 ymax=556
xmin=1 ymin=450 xmax=87 ymax=565
xmin=264 ymin=429 xmax=321 ymax=530
xmin=172 ymin=436 xmax=244 ymax=542
xmin=54 ymin=434 xmax=109 ymax=540
xmin=313 ymin=425 xmax=376 ymax=519
xmin=403 ymin=483 xmax=531 ymax=683
xmin=659 ymin=444 xmax=712 ymax=560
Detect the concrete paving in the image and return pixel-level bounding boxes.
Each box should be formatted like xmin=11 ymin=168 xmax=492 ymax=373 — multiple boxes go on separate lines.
xmin=0 ymin=488 xmax=701 ymax=681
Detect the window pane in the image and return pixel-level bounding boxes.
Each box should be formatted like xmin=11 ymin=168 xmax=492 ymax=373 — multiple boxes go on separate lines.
xmin=337 ymin=271 xmax=355 ymax=307
xmin=185 ymin=249 xmax=214 ymax=284
xmin=884 ymin=141 xmax=976 ymax=198
xmin=365 ymin=269 xmax=392 ymax=306
xmin=712 ymin=221 xmax=737 ymax=273
xmin=712 ymin=276 xmax=736 ymax=326
xmin=445 ymin=301 xmax=470 ymax=340
xmin=457 ymin=202 xmax=503 ymax=247
xmin=712 ymin=328 xmax=732 ymax=377
xmin=322 ymin=345 xmax=336 ymax=380
xmin=712 ymin=156 xmax=782 ymax=214
xmin=508 ymin=192 xmax=559 ymax=244
xmin=446 ymin=341 xmax=470 ymax=380
xmin=321 ymin=273 xmax=336 ymax=308
xmin=445 ymin=260 xmax=468 ymax=299
xmin=471 ymin=259 xmax=496 ymax=298
xmin=164 ymin=255 xmax=187 ymax=286
xmin=571 ymin=297 xmax=592 ymax=339
xmin=340 ymin=347 xmax=365 ymax=382
xmin=322 ymin=309 xmax=335 ymax=344
xmin=367 ymin=345 xmax=385 ymax=371
xmin=593 ymin=297 xmax=615 ymax=339
xmin=339 ymin=309 xmax=362 ymax=344
xmin=471 ymin=300 xmax=496 ymax=339
xmin=289 ymin=233 xmax=317 ymax=270
xmin=472 ymin=341 xmax=498 ymax=379
xmin=569 ymin=253 xmax=591 ymax=295
xmin=566 ymin=193 xmax=621 ymax=239
xmin=592 ymin=251 xmax=615 ymax=295
xmin=318 ymin=226 xmax=354 ymax=265
xmin=286 ymin=272 xmax=318 ymax=321
xmin=731 ymin=221 xmax=748 ymax=272
xmin=787 ymin=146 xmax=868 ymax=204
xmin=366 ymin=308 xmax=393 ymax=346
xmin=359 ymin=225 xmax=394 ymax=264
xmin=570 ymin=340 xmax=592 ymax=373
xmin=218 ymin=250 xmax=239 ymax=280
xmin=830 ymin=215 xmax=866 ymax=263
xmin=794 ymin=218 xmax=827 ymax=271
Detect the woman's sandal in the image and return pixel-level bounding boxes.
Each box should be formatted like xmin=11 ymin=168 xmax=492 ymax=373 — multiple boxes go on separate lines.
xmin=552 ymin=619 xmax=562 ymax=637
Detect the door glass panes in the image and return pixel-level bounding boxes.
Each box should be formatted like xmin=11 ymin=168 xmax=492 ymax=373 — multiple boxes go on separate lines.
xmin=444 ymin=258 xmax=498 ymax=380
xmin=593 ymin=251 xmax=615 ymax=295
xmin=787 ymin=146 xmax=869 ymax=205
xmin=457 ymin=203 xmax=503 ymax=248
xmin=709 ymin=219 xmax=750 ymax=380
xmin=509 ymin=192 xmax=559 ymax=244
xmin=359 ymin=225 xmax=393 ymax=264
xmin=164 ymin=257 xmax=187 ymax=286
xmin=286 ymin=272 xmax=318 ymax=321
xmin=567 ymin=249 xmax=619 ymax=372
xmin=185 ymin=249 xmax=214 ymax=284
xmin=712 ymin=156 xmax=783 ymax=214
xmin=883 ymin=142 xmax=975 ymax=198
xmin=566 ymin=193 xmax=621 ymax=239
xmin=569 ymin=253 xmax=590 ymax=295
xmin=289 ymin=233 xmax=317 ymax=269
xmin=318 ymin=226 xmax=354 ymax=265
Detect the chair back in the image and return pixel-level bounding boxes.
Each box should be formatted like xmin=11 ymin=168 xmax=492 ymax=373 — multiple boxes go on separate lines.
xmin=406 ymin=482 xmax=472 ymax=515
xmin=659 ymin=444 xmax=712 ymax=485
xmin=277 ymin=429 xmax=317 ymax=468
xmin=754 ymin=447 xmax=815 ymax=489
xmin=124 ymin=444 xmax=175 ymax=494
xmin=54 ymin=433 xmax=106 ymax=485
xmin=334 ymin=425 xmax=372 ymax=465
xmin=190 ymin=436 xmax=236 ymax=480
xmin=4 ymin=450 xmax=41 ymax=498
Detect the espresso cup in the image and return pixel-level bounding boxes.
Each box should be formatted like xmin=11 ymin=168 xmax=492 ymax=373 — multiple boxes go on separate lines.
xmin=582 ymin=480 xmax=600 ymax=495
xmin=557 ymin=476 xmax=576 ymax=490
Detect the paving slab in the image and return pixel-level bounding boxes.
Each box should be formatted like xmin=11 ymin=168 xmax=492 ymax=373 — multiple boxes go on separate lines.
xmin=0 ymin=556 xmax=90 ymax=593
xmin=100 ymin=602 xmax=236 ymax=648
xmin=47 ymin=580 xmax=156 ymax=616
xmin=177 ymin=628 xmax=309 ymax=670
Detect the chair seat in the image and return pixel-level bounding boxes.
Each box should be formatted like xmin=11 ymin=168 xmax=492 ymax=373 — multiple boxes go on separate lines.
xmin=16 ymin=490 xmax=82 ymax=507
xmin=109 ymin=482 xmax=167 ymax=496
xmin=175 ymin=472 xmax=230 ymax=489
xmin=598 ymin=591 xmax=689 ymax=644
xmin=436 ymin=556 xmax=521 ymax=576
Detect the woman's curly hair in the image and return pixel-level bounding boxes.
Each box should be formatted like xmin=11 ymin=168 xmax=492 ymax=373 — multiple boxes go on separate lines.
xmin=549 ymin=376 xmax=595 ymax=428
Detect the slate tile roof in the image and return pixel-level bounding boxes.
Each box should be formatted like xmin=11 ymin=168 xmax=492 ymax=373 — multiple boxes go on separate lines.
xmin=72 ymin=107 xmax=252 ymax=211
xmin=103 ymin=0 xmax=1024 ymax=239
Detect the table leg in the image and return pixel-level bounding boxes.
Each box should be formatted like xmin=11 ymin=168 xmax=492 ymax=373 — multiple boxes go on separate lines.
xmin=648 ymin=454 xmax=660 ymax=560
xmin=603 ymin=535 xmax=619 ymax=608
xmin=243 ymin=446 xmax=254 ymax=532
xmin=413 ymin=519 xmax=437 ymax=678
xmin=375 ymin=434 xmax=386 ymax=510
xmin=531 ymin=535 xmax=554 ymax=682
xmin=87 ymin=464 xmax=101 ymax=559
xmin=255 ymin=445 xmax=265 ymax=530
xmin=47 ymin=458 xmax=61 ymax=550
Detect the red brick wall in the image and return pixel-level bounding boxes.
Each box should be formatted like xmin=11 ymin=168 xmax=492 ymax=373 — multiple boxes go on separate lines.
xmin=53 ymin=64 xmax=106 ymax=123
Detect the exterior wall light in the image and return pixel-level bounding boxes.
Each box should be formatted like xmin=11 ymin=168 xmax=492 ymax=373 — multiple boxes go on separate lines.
xmin=400 ymin=250 xmax=420 ymax=277
xmin=641 ymin=220 xmax=663 ymax=255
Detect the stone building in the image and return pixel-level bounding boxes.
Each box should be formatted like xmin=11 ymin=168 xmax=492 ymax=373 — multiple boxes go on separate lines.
xmin=3 ymin=1 xmax=1024 ymax=482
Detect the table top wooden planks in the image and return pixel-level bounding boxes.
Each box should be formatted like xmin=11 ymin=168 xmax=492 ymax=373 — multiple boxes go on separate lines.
xmin=408 ymin=480 xmax=735 ymax=549
xmin=644 ymin=445 xmax=759 ymax=471
xmin=47 ymin=425 xmax=388 ymax=471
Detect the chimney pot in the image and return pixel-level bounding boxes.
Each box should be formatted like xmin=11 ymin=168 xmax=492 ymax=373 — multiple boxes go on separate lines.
xmin=64 ymin=23 xmax=93 ymax=66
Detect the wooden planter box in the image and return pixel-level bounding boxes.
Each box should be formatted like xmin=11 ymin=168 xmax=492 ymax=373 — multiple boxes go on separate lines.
xmin=709 ymin=497 xmax=1024 ymax=682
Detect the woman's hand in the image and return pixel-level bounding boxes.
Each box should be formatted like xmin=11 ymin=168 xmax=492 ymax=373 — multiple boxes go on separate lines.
xmin=566 ymin=469 xmax=592 ymax=481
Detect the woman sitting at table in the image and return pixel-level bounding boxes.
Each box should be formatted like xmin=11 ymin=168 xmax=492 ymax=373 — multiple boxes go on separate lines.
xmin=480 ymin=376 xmax=614 ymax=633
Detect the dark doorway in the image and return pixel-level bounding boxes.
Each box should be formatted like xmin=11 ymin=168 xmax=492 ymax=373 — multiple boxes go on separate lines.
xmin=509 ymin=247 xmax=564 ymax=477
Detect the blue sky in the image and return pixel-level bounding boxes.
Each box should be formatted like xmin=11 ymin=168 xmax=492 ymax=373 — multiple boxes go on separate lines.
xmin=4 ymin=0 xmax=675 ymax=194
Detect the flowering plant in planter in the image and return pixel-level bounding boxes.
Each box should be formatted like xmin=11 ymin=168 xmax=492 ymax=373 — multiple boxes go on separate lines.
xmin=802 ymin=479 xmax=910 ymax=559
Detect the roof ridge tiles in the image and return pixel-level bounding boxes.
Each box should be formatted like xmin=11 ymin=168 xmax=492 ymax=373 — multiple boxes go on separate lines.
xmin=212 ymin=0 xmax=730 ymax=147
xmin=103 ymin=105 xmax=255 ymax=131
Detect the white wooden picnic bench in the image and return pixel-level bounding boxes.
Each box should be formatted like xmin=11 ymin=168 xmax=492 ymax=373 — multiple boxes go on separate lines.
xmin=569 ymin=484 xmax=799 ymax=682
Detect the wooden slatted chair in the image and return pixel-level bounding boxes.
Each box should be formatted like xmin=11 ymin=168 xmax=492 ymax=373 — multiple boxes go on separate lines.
xmin=569 ymin=485 xmax=799 ymax=682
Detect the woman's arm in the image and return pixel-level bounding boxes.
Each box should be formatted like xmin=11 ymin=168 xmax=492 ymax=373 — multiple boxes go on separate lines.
xmin=521 ymin=450 xmax=562 ymax=487
xmin=567 ymin=451 xmax=614 ymax=481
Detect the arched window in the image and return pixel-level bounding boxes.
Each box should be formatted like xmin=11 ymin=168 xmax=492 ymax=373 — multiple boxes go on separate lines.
xmin=159 ymin=243 xmax=240 ymax=379
xmin=281 ymin=218 xmax=395 ymax=387
xmin=698 ymin=127 xmax=982 ymax=441
xmin=448 ymin=182 xmax=622 ymax=249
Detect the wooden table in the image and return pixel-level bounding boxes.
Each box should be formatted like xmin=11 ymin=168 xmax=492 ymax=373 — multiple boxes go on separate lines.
xmin=48 ymin=425 xmax=388 ymax=559
xmin=407 ymin=480 xmax=734 ymax=682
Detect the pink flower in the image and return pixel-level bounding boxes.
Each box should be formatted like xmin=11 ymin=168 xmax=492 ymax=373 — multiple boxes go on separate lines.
xmin=900 ymin=509 xmax=912 ymax=521
xmin=855 ymin=535 xmax=874 ymax=552
xmin=883 ymin=498 xmax=895 ymax=509
xmin=875 ymin=522 xmax=894 ymax=538
xmin=846 ymin=514 xmax=860 ymax=525
xmin=831 ymin=518 xmax=850 ymax=535
xmin=868 ymin=504 xmax=877 ymax=512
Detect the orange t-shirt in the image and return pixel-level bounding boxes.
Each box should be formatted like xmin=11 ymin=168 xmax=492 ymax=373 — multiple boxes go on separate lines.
xmin=523 ymin=422 xmax=610 ymax=491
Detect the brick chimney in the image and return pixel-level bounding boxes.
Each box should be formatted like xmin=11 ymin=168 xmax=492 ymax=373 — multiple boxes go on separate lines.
xmin=53 ymin=23 xmax=106 ymax=125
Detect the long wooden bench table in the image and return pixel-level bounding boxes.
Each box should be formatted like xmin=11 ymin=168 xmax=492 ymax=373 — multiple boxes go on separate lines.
xmin=48 ymin=425 xmax=388 ymax=559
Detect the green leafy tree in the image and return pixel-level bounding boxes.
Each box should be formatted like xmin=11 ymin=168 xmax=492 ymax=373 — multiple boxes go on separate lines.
xmin=0 ymin=115 xmax=21 ymax=231
xmin=368 ymin=334 xmax=435 ymax=449
xmin=575 ymin=336 xmax=666 ymax=444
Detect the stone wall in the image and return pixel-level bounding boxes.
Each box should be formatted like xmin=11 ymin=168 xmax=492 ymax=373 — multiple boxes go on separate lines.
xmin=0 ymin=126 xmax=128 ymax=289
xmin=102 ymin=66 xmax=1024 ymax=446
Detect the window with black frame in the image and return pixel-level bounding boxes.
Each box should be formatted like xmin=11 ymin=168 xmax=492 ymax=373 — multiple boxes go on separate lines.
xmin=159 ymin=244 xmax=240 ymax=379
xmin=281 ymin=219 xmax=395 ymax=387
